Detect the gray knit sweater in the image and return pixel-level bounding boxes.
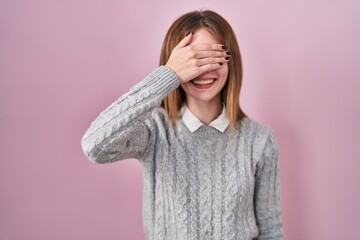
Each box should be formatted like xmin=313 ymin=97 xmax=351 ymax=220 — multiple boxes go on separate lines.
xmin=81 ymin=66 xmax=283 ymax=240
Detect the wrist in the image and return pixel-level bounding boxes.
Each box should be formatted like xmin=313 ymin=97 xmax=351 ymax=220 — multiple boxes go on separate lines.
xmin=163 ymin=65 xmax=183 ymax=83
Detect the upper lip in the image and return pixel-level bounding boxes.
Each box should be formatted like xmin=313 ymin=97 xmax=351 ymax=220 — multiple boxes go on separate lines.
xmin=194 ymin=75 xmax=219 ymax=80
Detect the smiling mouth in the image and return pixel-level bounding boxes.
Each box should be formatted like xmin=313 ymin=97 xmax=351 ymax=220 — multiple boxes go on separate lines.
xmin=191 ymin=79 xmax=215 ymax=85
xmin=190 ymin=78 xmax=217 ymax=89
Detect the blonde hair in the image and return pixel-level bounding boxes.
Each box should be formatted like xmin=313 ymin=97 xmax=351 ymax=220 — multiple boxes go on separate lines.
xmin=160 ymin=10 xmax=247 ymax=130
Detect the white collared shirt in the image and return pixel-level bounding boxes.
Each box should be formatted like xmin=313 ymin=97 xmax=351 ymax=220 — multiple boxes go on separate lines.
xmin=180 ymin=104 xmax=229 ymax=133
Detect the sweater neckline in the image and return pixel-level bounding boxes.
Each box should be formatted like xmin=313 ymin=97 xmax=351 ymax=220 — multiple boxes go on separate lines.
xmin=176 ymin=116 xmax=249 ymax=138
xmin=177 ymin=118 xmax=229 ymax=138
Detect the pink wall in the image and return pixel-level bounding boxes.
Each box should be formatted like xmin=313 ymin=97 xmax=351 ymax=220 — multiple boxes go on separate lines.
xmin=1 ymin=0 xmax=359 ymax=239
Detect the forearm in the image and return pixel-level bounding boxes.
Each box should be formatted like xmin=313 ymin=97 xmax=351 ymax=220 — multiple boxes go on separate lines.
xmin=81 ymin=66 xmax=180 ymax=163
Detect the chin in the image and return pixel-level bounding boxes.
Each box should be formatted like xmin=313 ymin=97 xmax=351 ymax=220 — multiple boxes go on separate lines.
xmin=194 ymin=95 xmax=217 ymax=102
xmin=186 ymin=92 xmax=222 ymax=104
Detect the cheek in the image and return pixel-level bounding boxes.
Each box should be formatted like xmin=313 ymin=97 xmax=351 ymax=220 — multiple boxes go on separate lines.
xmin=215 ymin=65 xmax=229 ymax=79
xmin=217 ymin=66 xmax=229 ymax=91
xmin=180 ymin=82 xmax=190 ymax=92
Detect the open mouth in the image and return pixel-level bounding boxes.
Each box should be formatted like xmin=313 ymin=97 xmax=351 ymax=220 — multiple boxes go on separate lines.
xmin=190 ymin=78 xmax=217 ymax=89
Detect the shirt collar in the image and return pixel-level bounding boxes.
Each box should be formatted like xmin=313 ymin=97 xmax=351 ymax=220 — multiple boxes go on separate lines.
xmin=180 ymin=103 xmax=229 ymax=133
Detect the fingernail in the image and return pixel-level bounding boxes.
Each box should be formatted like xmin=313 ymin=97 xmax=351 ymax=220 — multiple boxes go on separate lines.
xmin=186 ymin=32 xmax=191 ymax=37
xmin=221 ymin=45 xmax=226 ymax=49
xmin=219 ymin=62 xmax=223 ymax=66
xmin=225 ymin=56 xmax=230 ymax=60
xmin=226 ymin=51 xmax=231 ymax=55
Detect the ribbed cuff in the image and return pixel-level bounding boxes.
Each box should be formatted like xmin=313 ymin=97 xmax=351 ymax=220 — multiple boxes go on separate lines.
xmin=145 ymin=65 xmax=180 ymax=99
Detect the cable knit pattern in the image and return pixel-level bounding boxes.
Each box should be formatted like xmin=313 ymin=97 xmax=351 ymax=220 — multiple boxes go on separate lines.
xmin=81 ymin=66 xmax=283 ymax=240
xmin=199 ymin=138 xmax=213 ymax=239
xmin=187 ymin=136 xmax=199 ymax=240
xmin=154 ymin=144 xmax=166 ymax=240
xmin=174 ymin=138 xmax=189 ymax=239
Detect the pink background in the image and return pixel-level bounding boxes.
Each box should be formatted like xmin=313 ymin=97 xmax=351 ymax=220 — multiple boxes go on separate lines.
xmin=1 ymin=0 xmax=359 ymax=239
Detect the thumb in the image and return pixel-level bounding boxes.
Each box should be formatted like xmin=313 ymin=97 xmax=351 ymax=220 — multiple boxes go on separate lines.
xmin=176 ymin=32 xmax=192 ymax=48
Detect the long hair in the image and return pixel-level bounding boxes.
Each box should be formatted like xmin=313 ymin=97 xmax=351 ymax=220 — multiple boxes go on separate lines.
xmin=160 ymin=10 xmax=247 ymax=130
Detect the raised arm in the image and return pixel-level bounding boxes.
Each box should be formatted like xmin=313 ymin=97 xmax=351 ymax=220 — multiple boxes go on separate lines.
xmin=254 ymin=130 xmax=283 ymax=239
xmin=81 ymin=66 xmax=179 ymax=163
xmin=81 ymin=32 xmax=229 ymax=164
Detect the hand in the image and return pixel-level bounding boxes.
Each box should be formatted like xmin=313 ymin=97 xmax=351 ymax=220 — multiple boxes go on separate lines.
xmin=165 ymin=32 xmax=229 ymax=83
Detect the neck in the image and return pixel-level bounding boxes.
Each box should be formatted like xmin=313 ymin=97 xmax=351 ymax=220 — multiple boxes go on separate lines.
xmin=186 ymin=97 xmax=223 ymax=125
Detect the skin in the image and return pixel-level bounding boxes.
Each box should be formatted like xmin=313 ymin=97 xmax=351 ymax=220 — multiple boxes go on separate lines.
xmin=165 ymin=28 xmax=230 ymax=124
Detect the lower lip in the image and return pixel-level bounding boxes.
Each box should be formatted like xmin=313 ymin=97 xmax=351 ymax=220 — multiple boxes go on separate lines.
xmin=191 ymin=79 xmax=216 ymax=89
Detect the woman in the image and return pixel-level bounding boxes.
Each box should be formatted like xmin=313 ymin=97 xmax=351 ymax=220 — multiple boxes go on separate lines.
xmin=81 ymin=10 xmax=283 ymax=240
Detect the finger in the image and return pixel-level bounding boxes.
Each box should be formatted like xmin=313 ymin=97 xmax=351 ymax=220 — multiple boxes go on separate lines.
xmin=196 ymin=56 xmax=230 ymax=66
xmin=176 ymin=32 xmax=193 ymax=49
xmin=195 ymin=50 xmax=229 ymax=59
xmin=190 ymin=43 xmax=226 ymax=51
xmin=199 ymin=63 xmax=225 ymax=73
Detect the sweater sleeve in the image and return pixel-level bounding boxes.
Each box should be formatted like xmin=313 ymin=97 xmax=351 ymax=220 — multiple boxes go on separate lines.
xmin=80 ymin=66 xmax=180 ymax=164
xmin=254 ymin=130 xmax=283 ymax=239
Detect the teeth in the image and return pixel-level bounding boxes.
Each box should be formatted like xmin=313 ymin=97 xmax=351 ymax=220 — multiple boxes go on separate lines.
xmin=193 ymin=79 xmax=214 ymax=85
